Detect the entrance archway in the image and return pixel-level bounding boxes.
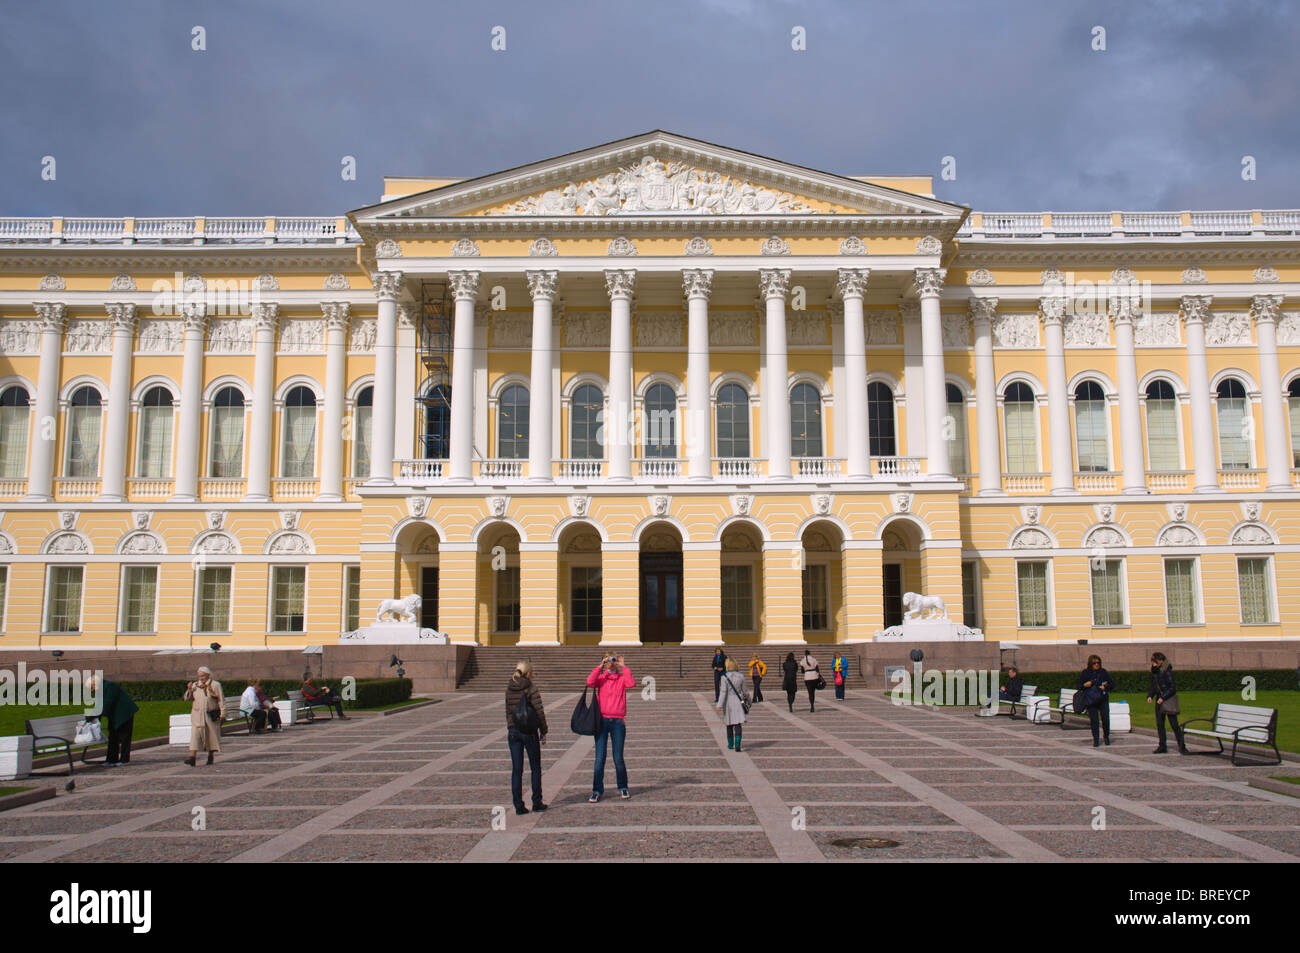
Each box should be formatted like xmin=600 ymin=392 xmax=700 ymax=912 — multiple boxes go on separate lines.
xmin=638 ymin=522 xmax=682 ymax=643
xmin=394 ymin=521 xmax=440 ymax=630
xmin=478 ymin=524 xmax=521 ymax=646
xmin=800 ymin=520 xmax=844 ymax=641
xmin=880 ymin=518 xmax=924 ymax=628
xmin=558 ymin=522 xmax=603 ymax=646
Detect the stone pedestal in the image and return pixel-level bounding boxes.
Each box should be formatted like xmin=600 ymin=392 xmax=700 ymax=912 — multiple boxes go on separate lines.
xmin=341 ymin=623 xmax=449 ymax=645
xmin=168 ymin=714 xmax=191 ymax=747
xmin=274 ymin=699 xmax=297 ymax=726
xmin=0 ymin=735 xmax=33 ymax=780
xmin=873 ymin=618 xmax=984 ymax=642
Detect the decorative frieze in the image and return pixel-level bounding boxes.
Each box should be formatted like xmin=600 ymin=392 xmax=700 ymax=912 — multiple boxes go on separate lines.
xmin=941 ymin=313 xmax=969 ymax=349
xmin=636 ymin=314 xmax=683 ymax=347
xmin=565 ymin=313 xmax=610 ymax=347
xmin=492 ymin=313 xmax=531 ymax=348
xmin=348 ymin=318 xmax=377 ymax=352
xmin=136 ymin=319 xmax=183 ymax=353
xmin=760 ymin=235 xmax=790 ymax=255
xmin=968 ymin=268 xmax=996 ymax=286
xmin=278 ymin=318 xmax=326 ymax=353
xmin=991 ymin=313 xmax=1039 ymax=348
xmin=206 ymin=318 xmax=254 ymax=353
xmin=839 ymin=236 xmax=867 ymax=255
xmin=1181 ymin=266 xmax=1208 ymax=284
xmin=684 ymin=236 xmax=713 ymax=256
xmin=1133 ymin=312 xmax=1181 ymax=347
xmin=1205 ymin=311 xmax=1252 ymax=346
xmin=1063 ymin=312 xmax=1109 ymax=348
xmin=709 ymin=313 xmax=755 ymax=347
xmin=607 ymin=236 xmax=637 ymax=256
xmin=1277 ymin=311 xmax=1300 ymax=346
xmin=0 ymin=320 xmax=42 ymax=354
xmin=323 ymin=272 xmax=350 ymax=289
xmin=787 ymin=313 xmax=826 ymax=347
xmin=63 ymin=320 xmax=111 ymax=354
xmin=864 ymin=312 xmax=898 ymax=345
xmin=450 ymin=238 xmax=480 ymax=257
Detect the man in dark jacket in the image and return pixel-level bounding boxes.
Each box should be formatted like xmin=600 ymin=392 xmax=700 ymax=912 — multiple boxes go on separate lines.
xmin=505 ymin=661 xmax=548 ymax=815
xmin=302 ymin=676 xmax=348 ymax=719
xmin=1146 ymin=652 xmax=1187 ymax=754
xmin=999 ymin=667 xmax=1024 ymax=702
xmin=87 ymin=674 xmax=139 ymax=766
xmin=712 ymin=649 xmax=728 ymax=703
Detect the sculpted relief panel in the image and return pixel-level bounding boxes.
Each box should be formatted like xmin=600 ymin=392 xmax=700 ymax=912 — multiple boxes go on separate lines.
xmin=991 ymin=313 xmax=1039 ymax=349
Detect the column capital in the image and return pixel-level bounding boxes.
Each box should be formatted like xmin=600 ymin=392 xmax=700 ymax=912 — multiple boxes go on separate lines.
xmin=182 ymin=301 xmax=207 ymax=332
xmin=911 ymin=267 xmax=946 ymax=299
xmin=526 ymin=269 xmax=559 ymax=302
xmin=251 ymin=302 xmax=280 ymax=333
xmin=448 ymin=269 xmax=480 ymax=301
xmin=968 ymin=296 xmax=999 ymax=325
xmin=1179 ymin=294 xmax=1213 ymax=325
xmin=106 ymin=302 xmax=137 ymax=332
xmin=373 ymin=270 xmax=406 ymax=301
xmin=682 ymin=268 xmax=714 ymax=300
xmin=322 ymin=301 xmax=351 ymax=333
xmin=604 ymin=268 xmax=636 ymax=300
xmin=1107 ymin=295 xmax=1140 ymax=327
xmin=835 ymin=268 xmax=870 ymax=299
xmin=34 ymin=302 xmax=66 ymax=331
xmin=758 ymin=268 xmax=791 ymax=300
xmin=1251 ymin=293 xmax=1284 ymax=325
xmin=1039 ymin=295 xmax=1067 ymax=327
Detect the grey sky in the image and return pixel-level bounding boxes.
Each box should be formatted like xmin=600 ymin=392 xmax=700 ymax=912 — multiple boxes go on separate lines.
xmin=1 ymin=0 xmax=1296 ymax=217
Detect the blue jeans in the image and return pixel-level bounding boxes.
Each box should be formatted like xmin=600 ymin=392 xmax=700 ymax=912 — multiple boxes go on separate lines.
xmin=508 ymin=729 xmax=543 ymax=809
xmin=592 ymin=717 xmax=627 ymax=796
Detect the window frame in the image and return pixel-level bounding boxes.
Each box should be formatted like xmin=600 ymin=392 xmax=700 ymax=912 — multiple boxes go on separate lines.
xmin=1142 ymin=378 xmax=1184 ymax=472
xmin=268 ymin=565 xmax=308 ymax=635
xmin=714 ymin=381 xmax=751 ymax=459
xmin=42 ymin=564 xmax=85 ymax=635
xmin=343 ymin=564 xmax=362 ymax=633
xmin=493 ymin=563 xmax=522 ymax=634
xmin=569 ymin=565 xmax=603 ymax=634
xmin=1161 ymin=556 xmax=1201 ymax=627
xmin=568 ymin=382 xmax=605 ymax=461
xmin=135 ymin=385 xmax=176 ymax=479
xmin=640 ymin=380 xmax=679 ymax=459
xmin=789 ymin=380 xmax=825 ymax=459
xmin=866 ymin=380 xmax=897 ymax=457
xmin=946 ymin=381 xmax=970 ymax=475
xmin=1236 ymin=555 xmax=1276 ymax=625
xmin=118 ymin=564 xmax=160 ymax=635
xmin=279 ymin=385 xmax=319 ymax=480
xmin=1014 ymin=559 xmax=1053 ymax=629
xmin=1214 ymin=377 xmax=1255 ymax=470
xmin=193 ymin=565 xmax=234 ymax=634
xmin=1002 ymin=381 xmax=1042 ymax=474
xmin=720 ymin=563 xmax=756 ymax=633
xmin=1088 ymin=557 xmax=1128 ymax=628
xmin=800 ymin=560 xmax=830 ymax=632
xmin=495 ymin=383 xmax=530 ymax=460
xmin=1072 ymin=380 xmax=1112 ymax=473
xmin=0 ymin=385 xmax=32 ymax=480
xmin=207 ymin=386 xmax=247 ymax=479
xmin=63 ymin=385 xmax=104 ymax=479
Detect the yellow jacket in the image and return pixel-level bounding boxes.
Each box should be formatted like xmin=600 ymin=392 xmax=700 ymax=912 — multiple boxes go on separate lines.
xmin=748 ymin=658 xmax=767 ymax=677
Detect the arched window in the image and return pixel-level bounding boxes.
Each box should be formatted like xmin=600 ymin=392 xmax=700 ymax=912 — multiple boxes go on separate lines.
xmin=355 ymin=386 xmax=375 ymax=474
xmin=570 ymin=383 xmax=604 ymax=460
xmin=497 ymin=384 xmax=529 ymax=459
xmin=281 ymin=386 xmax=317 ymax=479
xmin=1074 ymin=381 xmax=1110 ymax=472
xmin=715 ymin=383 xmax=749 ymax=458
xmin=0 ymin=386 xmax=30 ymax=479
xmin=419 ymin=383 xmax=448 ymax=461
xmin=867 ymin=382 xmax=895 ymax=456
xmin=1003 ymin=381 xmax=1038 ymax=474
xmin=643 ymin=382 xmax=677 ymax=458
xmin=1216 ymin=378 xmax=1251 ymax=468
xmin=790 ymin=382 xmax=823 ymax=458
xmin=137 ymin=386 xmax=174 ymax=478
xmin=1289 ymin=379 xmax=1300 ymax=468
xmin=1144 ymin=380 xmax=1180 ymax=471
xmin=209 ymin=387 xmax=245 ymax=478
xmin=946 ymin=382 xmax=968 ymax=474
xmin=66 ymin=386 xmax=102 ymax=478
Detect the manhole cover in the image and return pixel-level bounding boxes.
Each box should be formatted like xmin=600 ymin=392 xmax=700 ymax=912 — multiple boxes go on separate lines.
xmin=830 ymin=837 xmax=900 ymax=849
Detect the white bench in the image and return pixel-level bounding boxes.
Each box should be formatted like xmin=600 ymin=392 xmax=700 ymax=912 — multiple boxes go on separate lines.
xmin=1182 ymin=704 xmax=1281 ymax=766
xmin=285 ymin=689 xmax=334 ymax=722
xmin=994 ymin=684 xmax=1038 ymax=718
xmin=1045 ymin=688 xmax=1131 ymax=732
xmin=24 ymin=714 xmax=99 ymax=786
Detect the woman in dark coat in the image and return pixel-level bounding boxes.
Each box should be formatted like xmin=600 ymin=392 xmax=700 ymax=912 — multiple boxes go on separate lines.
xmin=1146 ymin=652 xmax=1187 ymax=754
xmin=782 ymin=652 xmax=799 ymax=712
xmin=1076 ymin=654 xmax=1113 ymax=747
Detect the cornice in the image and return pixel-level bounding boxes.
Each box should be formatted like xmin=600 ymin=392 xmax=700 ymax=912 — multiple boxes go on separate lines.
xmin=953 ymin=240 xmax=1300 ymax=268
xmin=0 ymin=248 xmax=362 ymax=274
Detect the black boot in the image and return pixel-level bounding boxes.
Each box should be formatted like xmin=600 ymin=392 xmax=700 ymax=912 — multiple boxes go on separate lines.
xmin=206 ymin=751 xmax=215 ymax=765
xmin=184 ymin=754 xmax=196 ymax=767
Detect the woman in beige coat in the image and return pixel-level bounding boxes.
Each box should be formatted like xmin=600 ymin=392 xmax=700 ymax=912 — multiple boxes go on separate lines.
xmin=183 ymin=666 xmax=224 ymax=765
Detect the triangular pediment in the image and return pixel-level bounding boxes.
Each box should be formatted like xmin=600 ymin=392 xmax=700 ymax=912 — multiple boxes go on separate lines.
xmin=352 ymin=131 xmax=965 ymax=224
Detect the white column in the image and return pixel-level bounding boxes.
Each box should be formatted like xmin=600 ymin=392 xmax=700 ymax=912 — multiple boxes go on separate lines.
xmin=98 ymin=304 xmax=137 ymax=502
xmin=836 ymin=269 xmax=870 ymax=479
xmin=970 ymin=297 xmax=1003 ymax=495
xmin=683 ymin=269 xmax=713 ymax=481
xmin=394 ymin=304 xmax=417 ymax=464
xmin=25 ymin=303 xmax=66 ymax=501
xmin=901 ymin=301 xmax=925 ymax=456
xmin=526 ymin=270 xmax=557 ymax=483
xmin=447 ymin=271 xmax=479 ymax=484
xmin=1253 ymin=294 xmax=1290 ymax=491
xmin=760 ymin=268 xmax=792 ymax=480
xmin=369 ymin=271 xmax=403 ymax=485
xmin=914 ymin=268 xmax=950 ymax=479
xmin=606 ymin=269 xmax=635 ymax=482
xmin=1110 ymin=297 xmax=1147 ymax=494
xmin=318 ymin=302 xmax=349 ymax=501
xmin=1181 ymin=295 xmax=1221 ymax=493
xmin=1041 ymin=296 xmax=1076 ymax=494
xmin=171 ymin=302 xmax=207 ymax=501
xmin=245 ymin=302 xmax=279 ymax=501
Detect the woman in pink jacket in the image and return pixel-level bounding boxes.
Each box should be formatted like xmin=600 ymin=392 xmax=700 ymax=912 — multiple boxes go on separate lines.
xmin=587 ymin=653 xmax=635 ymax=802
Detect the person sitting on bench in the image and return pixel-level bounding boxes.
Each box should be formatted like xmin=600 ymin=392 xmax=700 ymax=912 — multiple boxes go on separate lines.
xmin=301 ymin=676 xmax=348 ymax=719
xmin=999 ymin=666 xmax=1024 ymax=702
xmin=240 ymin=678 xmax=283 ymax=733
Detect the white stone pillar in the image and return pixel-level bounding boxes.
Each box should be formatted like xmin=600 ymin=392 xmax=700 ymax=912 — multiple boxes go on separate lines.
xmin=369 ymin=271 xmax=403 ymax=485
xmin=606 ymin=269 xmax=635 ymax=482
xmin=1110 ymin=297 xmax=1148 ymax=494
xmin=318 ymin=302 xmax=349 ymax=502
xmin=394 ymin=304 xmax=417 ymax=464
xmin=836 ymin=269 xmax=870 ymax=479
xmin=447 ymin=271 xmax=479 ymax=484
xmin=1181 ymin=295 xmax=1221 ymax=493
xmin=25 ymin=303 xmax=65 ymax=501
xmin=901 ymin=301 xmax=925 ymax=456
xmin=914 ymin=268 xmax=951 ymax=479
xmin=1253 ymin=294 xmax=1291 ymax=491
xmin=526 ymin=270 xmax=557 ymax=483
xmin=684 ymin=269 xmax=713 ymax=481
xmin=970 ymin=297 xmax=1003 ymax=495
xmin=1041 ymin=296 xmax=1076 ymax=494
xmin=760 ymin=268 xmax=792 ymax=480
xmin=171 ymin=301 xmax=207 ymax=501
xmin=98 ymin=304 xmax=137 ymax=502
xmin=245 ymin=302 xmax=279 ymax=501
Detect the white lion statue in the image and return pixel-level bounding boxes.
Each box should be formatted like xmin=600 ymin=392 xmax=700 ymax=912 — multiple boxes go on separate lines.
xmin=902 ymin=591 xmax=948 ymax=621
xmin=376 ymin=594 xmax=422 ymax=624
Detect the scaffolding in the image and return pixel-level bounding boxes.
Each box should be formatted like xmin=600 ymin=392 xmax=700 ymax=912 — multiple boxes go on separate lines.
xmin=416 ymin=280 xmax=451 ymax=459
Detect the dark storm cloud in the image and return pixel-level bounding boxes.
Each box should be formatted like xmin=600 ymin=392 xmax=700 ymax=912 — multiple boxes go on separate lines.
xmin=0 ymin=0 xmax=1295 ymax=216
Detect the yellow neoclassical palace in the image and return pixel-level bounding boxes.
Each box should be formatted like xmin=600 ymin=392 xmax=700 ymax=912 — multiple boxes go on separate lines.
xmin=0 ymin=131 xmax=1298 ymax=649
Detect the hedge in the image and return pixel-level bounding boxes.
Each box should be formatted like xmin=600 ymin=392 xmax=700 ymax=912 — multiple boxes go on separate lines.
xmin=116 ymin=677 xmax=412 ymax=709
xmin=1013 ymin=669 xmax=1300 ymax=693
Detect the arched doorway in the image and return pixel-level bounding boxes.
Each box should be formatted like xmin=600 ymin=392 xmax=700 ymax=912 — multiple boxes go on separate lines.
xmin=800 ymin=521 xmax=845 ymax=641
xmin=880 ymin=518 xmax=924 ymax=628
xmin=478 ymin=524 xmax=521 ymax=646
xmin=394 ymin=521 xmax=440 ymax=631
xmin=720 ymin=523 xmax=763 ymax=644
xmin=558 ymin=522 xmax=603 ymax=646
xmin=639 ymin=522 xmax=682 ymax=643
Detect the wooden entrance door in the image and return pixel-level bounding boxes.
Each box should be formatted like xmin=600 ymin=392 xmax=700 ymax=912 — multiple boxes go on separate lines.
xmin=639 ymin=552 xmax=683 ymax=643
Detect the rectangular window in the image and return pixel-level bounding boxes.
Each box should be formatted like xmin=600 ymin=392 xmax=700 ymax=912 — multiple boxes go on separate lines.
xmin=720 ymin=564 xmax=753 ymax=632
xmin=1146 ymin=399 xmax=1180 ymax=471
xmin=1217 ymin=398 xmax=1251 ymax=468
xmin=947 ymin=403 xmax=969 ymax=475
xmin=961 ymin=560 xmax=980 ymax=629
xmin=45 ymin=566 xmax=84 ymax=633
xmin=0 ymin=565 xmax=8 ymax=629
xmin=210 ymin=405 xmax=244 ymax=478
xmin=344 ymin=565 xmax=361 ymax=633
xmin=196 ymin=566 xmax=232 ymax=633
xmin=1004 ymin=403 xmax=1037 ymax=474
xmin=1237 ymin=557 xmax=1273 ymax=624
xmin=281 ymin=405 xmax=317 ymax=478
xmin=1090 ymin=559 xmax=1125 ymax=626
xmin=570 ymin=566 xmax=603 ymax=633
xmin=67 ymin=405 xmax=101 ymax=478
xmin=882 ymin=563 xmax=903 ymax=628
xmin=1075 ymin=401 xmax=1110 ymax=471
xmin=120 ymin=566 xmax=158 ymax=633
xmin=1163 ymin=559 xmax=1197 ymax=625
xmin=353 ymin=402 xmax=372 ymax=476
xmin=1016 ymin=561 xmax=1049 ymax=628
xmin=138 ymin=404 xmax=173 ymax=478
xmin=271 ymin=566 xmax=307 ymax=633
xmin=0 ymin=403 xmax=29 ymax=478
xmin=801 ymin=563 xmax=828 ymax=631
xmin=495 ymin=566 xmax=521 ymax=633
xmin=420 ymin=566 xmax=439 ymax=630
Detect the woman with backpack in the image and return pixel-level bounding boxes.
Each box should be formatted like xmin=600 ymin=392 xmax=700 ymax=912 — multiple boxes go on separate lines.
xmin=716 ymin=658 xmax=751 ymax=751
xmin=588 ymin=653 xmax=635 ymax=802
xmin=782 ymin=652 xmax=799 ymax=712
xmin=1076 ymin=654 xmax=1113 ymax=747
xmin=800 ymin=649 xmax=823 ymax=712
xmin=505 ymin=660 xmax=548 ymax=815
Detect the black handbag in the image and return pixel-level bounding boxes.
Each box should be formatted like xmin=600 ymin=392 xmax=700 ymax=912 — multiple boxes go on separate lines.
xmin=206 ymin=705 xmax=221 ymax=723
xmin=724 ymin=673 xmax=750 ymax=715
xmin=513 ymin=691 xmax=540 ymax=734
xmin=1075 ymin=686 xmax=1102 ymax=712
xmin=570 ymin=686 xmax=603 ymax=736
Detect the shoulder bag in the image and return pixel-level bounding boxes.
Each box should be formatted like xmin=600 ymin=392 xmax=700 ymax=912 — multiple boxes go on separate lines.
xmin=570 ymin=684 xmax=604 ymax=736
xmin=724 ymin=674 xmax=750 ymax=715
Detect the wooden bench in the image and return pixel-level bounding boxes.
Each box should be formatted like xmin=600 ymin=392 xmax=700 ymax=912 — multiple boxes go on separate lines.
xmin=1044 ymin=688 xmax=1132 ymax=732
xmin=220 ymin=696 xmax=252 ymax=733
xmin=285 ymin=689 xmax=334 ymax=723
xmin=1181 ymin=704 xmax=1281 ymax=766
xmin=994 ymin=684 xmax=1038 ymax=718
xmin=24 ymin=714 xmax=100 ymax=786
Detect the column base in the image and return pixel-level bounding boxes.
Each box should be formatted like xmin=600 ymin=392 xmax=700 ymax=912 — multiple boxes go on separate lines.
xmin=599 ymin=636 xmax=641 ymax=647
xmin=515 ymin=637 xmax=561 ymax=646
xmin=1194 ymin=484 xmax=1227 ymax=494
xmin=444 ymin=476 xmax=473 ymax=486
xmin=95 ymin=494 xmax=126 ymax=503
xmin=976 ymin=487 xmax=1006 ymax=497
xmin=1121 ymin=486 xmax=1150 ymax=495
xmin=1049 ymin=487 xmax=1080 ymax=496
xmin=526 ymin=477 xmax=553 ymax=485
xmin=1266 ymin=483 xmax=1295 ymax=493
xmin=243 ymin=493 xmax=272 ymax=503
xmin=20 ymin=494 xmax=52 ymax=503
xmin=365 ymin=478 xmax=395 ymax=487
xmin=845 ymin=473 xmax=871 ymax=482
xmin=168 ymin=493 xmax=199 ymax=503
xmin=314 ymin=493 xmax=345 ymax=503
xmin=606 ymin=475 xmax=633 ymax=485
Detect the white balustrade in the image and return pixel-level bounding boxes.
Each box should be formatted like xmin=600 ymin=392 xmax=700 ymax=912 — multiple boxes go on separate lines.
xmin=1050 ymin=212 xmax=1110 ymax=236
xmin=126 ymin=478 xmax=175 ymax=499
xmin=1003 ymin=473 xmax=1047 ymax=494
xmin=398 ymin=459 xmax=444 ymax=480
xmin=276 ymin=217 xmax=341 ymax=242
xmin=981 ymin=213 xmax=1042 ymax=237
xmin=1262 ymin=210 xmax=1300 ymax=234
xmin=558 ymin=459 xmax=604 ymax=481
xmin=53 ymin=478 xmax=100 ymax=498
xmin=715 ymin=458 xmax=761 ymax=479
xmin=871 ymin=456 xmax=923 ymax=479
xmin=1190 ymin=211 xmax=1252 ymax=234
xmin=479 ymin=459 xmax=525 ymax=481
xmin=635 ymin=458 xmax=683 ymax=480
xmin=1121 ymin=212 xmax=1181 ymax=235
xmin=0 ymin=218 xmax=52 ymax=241
xmin=205 ymin=217 xmax=266 ymax=242
xmin=0 ymin=479 xmax=27 ymax=497
xmin=795 ymin=457 xmax=842 ymax=478
xmin=62 ymin=218 xmax=126 ymax=242
xmin=134 ymin=217 xmax=196 ymax=242
xmin=200 ymin=478 xmax=246 ymax=499
xmin=1075 ymin=471 xmax=1117 ymax=493
xmin=1292 ymin=468 xmax=1300 ymax=489
xmin=1218 ymin=468 xmax=1263 ymax=490
xmin=344 ymin=478 xmax=365 ymax=497
xmin=1147 ymin=470 xmax=1192 ymax=492
xmin=273 ymin=478 xmax=319 ymax=499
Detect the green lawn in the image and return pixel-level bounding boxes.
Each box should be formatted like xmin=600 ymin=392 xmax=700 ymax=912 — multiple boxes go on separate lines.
xmin=1106 ymin=692 xmax=1298 ymax=755
xmin=0 ymin=786 xmax=34 ymax=797
xmin=0 ymin=699 xmax=189 ymax=750
xmin=1271 ymin=775 xmax=1300 ymax=785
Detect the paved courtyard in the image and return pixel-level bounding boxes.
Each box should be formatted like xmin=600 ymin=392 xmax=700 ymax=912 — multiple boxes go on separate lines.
xmin=2 ymin=691 xmax=1298 ymax=862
